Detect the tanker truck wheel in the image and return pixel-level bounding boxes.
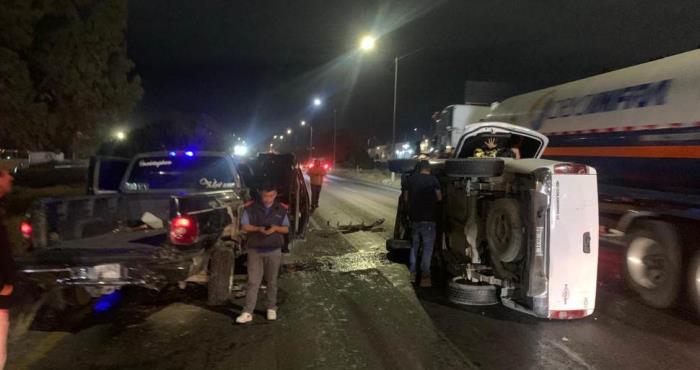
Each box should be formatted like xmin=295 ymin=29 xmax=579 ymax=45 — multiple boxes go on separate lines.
xmin=624 ymin=220 xmax=682 ymax=308
xmin=485 ymin=198 xmax=525 ymax=263
xmin=688 ymin=250 xmax=700 ymax=317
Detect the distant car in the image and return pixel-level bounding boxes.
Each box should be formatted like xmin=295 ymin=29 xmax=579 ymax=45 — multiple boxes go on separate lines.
xmin=302 ymin=157 xmax=332 ymax=172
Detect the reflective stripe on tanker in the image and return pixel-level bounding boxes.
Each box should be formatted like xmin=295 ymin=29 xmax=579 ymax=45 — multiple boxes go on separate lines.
xmin=542 ymin=125 xmax=700 ymax=194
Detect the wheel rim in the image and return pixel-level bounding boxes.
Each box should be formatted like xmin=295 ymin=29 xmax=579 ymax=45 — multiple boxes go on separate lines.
xmin=627 ymin=236 xmax=669 ymax=289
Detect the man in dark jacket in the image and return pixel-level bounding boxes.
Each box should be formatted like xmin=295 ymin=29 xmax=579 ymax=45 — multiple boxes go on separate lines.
xmin=404 ymin=160 xmax=442 ymax=288
xmin=0 ymin=160 xmax=19 ymax=368
xmin=236 ymin=185 xmax=289 ymax=324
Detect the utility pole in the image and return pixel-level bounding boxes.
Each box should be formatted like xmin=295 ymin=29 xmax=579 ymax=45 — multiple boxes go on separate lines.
xmin=333 ymin=108 xmax=337 ymax=164
xmin=392 ymin=56 xmax=398 ymax=160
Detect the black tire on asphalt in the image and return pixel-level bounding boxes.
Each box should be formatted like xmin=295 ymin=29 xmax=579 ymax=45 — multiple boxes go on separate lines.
xmin=447 ymin=277 xmax=499 ymax=306
xmin=687 ymin=250 xmax=700 ymax=317
xmin=208 ymin=244 xmax=235 ymax=306
xmin=388 ymin=159 xmax=419 ymax=173
xmin=485 ymin=198 xmax=525 ymax=263
xmin=624 ymin=220 xmax=682 ymax=309
xmin=444 ymin=158 xmax=504 ymax=177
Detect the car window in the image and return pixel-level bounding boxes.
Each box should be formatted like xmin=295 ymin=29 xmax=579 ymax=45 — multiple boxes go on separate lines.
xmin=124 ymin=155 xmax=237 ymax=191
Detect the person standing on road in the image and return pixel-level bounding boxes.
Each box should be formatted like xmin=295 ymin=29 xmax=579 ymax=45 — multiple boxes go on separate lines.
xmin=0 ymin=161 xmax=18 ymax=369
xmin=307 ymin=159 xmax=326 ymax=209
xmin=236 ymin=185 xmax=290 ymax=324
xmin=404 ymin=160 xmax=442 ymax=288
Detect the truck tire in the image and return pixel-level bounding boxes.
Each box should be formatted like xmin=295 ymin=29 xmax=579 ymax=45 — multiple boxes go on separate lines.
xmin=689 ymin=250 xmax=700 ymax=317
xmin=624 ymin=220 xmax=682 ymax=308
xmin=208 ymin=244 xmax=235 ymax=306
xmin=447 ymin=277 xmax=499 ymax=306
xmin=444 ymin=158 xmax=504 ymax=177
xmin=486 ymin=198 xmax=525 ymax=263
xmin=388 ymin=159 xmax=418 ymax=173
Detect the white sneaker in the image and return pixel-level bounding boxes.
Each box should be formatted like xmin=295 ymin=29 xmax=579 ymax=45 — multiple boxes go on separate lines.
xmin=266 ymin=309 xmax=277 ymax=321
xmin=235 ymin=312 xmax=253 ymax=324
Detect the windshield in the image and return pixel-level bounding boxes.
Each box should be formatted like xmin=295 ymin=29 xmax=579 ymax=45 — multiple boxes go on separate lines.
xmin=124 ymin=155 xmax=236 ymax=191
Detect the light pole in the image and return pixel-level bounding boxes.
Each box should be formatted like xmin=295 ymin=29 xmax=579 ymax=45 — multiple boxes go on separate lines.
xmin=333 ymin=108 xmax=337 ymax=164
xmin=359 ymin=35 xmax=421 ymax=160
xmin=391 ymin=49 xmax=422 ymax=159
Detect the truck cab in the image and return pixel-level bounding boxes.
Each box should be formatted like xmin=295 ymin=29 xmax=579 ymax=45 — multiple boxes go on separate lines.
xmin=389 ymin=122 xmax=599 ymax=319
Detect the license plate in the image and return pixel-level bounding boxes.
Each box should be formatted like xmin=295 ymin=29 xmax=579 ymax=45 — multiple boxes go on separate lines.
xmin=94 ymin=264 xmax=122 ymax=279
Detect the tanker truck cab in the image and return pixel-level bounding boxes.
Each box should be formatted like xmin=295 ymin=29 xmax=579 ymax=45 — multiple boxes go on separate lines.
xmin=389 ymin=121 xmax=600 ymax=319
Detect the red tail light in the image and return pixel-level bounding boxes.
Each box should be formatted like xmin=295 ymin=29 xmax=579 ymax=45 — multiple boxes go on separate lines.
xmin=549 ymin=309 xmax=589 ymax=320
xmin=20 ymin=221 xmax=32 ymax=239
xmin=169 ymin=216 xmax=199 ymax=245
xmin=554 ymin=163 xmax=589 ymax=174
xmin=323 ymin=163 xmax=329 ymax=170
xmin=308 ymin=162 xmax=314 ymax=168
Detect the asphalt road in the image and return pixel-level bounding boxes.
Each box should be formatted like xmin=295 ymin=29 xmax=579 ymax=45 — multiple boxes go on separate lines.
xmin=7 ymin=174 xmax=700 ymax=369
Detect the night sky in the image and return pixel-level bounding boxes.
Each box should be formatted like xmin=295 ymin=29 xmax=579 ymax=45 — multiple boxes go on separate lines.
xmin=127 ymin=0 xmax=700 ymax=146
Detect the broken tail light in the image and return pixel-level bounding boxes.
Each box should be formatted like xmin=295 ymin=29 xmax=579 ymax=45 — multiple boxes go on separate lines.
xmin=169 ymin=215 xmax=199 ymax=245
xmin=553 ymin=163 xmax=590 ymax=174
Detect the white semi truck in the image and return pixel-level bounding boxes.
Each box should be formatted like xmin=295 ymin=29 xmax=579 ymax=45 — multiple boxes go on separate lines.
xmin=487 ymin=49 xmax=700 ymax=315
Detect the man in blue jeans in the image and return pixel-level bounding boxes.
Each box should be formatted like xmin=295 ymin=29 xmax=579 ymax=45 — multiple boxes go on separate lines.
xmin=404 ymin=160 xmax=442 ymax=287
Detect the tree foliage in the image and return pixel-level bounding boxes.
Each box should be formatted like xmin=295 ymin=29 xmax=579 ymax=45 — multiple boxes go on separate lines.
xmin=0 ymin=0 xmax=142 ymax=153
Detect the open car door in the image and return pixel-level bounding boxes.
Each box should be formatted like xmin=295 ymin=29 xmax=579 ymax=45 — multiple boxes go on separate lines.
xmin=87 ymin=156 xmax=130 ymax=194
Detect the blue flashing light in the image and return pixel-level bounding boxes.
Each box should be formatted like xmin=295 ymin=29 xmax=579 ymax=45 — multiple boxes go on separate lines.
xmin=185 ymin=151 xmax=194 ymax=157
xmin=169 ymin=151 xmax=177 ymax=157
xmin=93 ymin=290 xmax=122 ymax=313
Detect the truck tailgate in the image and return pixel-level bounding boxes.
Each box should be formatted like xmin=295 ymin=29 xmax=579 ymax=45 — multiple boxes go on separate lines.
xmin=21 ymin=229 xmax=169 ymax=267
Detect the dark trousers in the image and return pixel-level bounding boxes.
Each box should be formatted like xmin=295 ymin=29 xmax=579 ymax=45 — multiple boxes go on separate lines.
xmin=410 ymin=221 xmax=436 ymax=275
xmin=311 ymin=184 xmax=322 ymax=208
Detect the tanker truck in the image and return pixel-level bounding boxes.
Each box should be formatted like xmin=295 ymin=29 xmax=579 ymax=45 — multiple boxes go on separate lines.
xmin=486 ymin=49 xmax=700 ymax=315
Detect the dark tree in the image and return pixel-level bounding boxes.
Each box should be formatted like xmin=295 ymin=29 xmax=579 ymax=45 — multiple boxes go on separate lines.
xmin=0 ymin=0 xmax=142 ymax=155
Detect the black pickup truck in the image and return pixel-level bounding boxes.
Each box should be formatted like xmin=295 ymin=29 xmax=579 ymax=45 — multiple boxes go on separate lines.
xmin=17 ymin=150 xmax=309 ymax=306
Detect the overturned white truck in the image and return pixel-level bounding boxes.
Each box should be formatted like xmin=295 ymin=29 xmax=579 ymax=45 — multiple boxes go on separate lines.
xmin=388 ymin=122 xmax=599 ymax=319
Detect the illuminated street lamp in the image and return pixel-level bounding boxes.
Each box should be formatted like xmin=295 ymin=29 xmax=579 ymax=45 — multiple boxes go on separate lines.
xmin=359 ymin=34 xmax=421 ymax=160
xmin=313 ymin=97 xmax=322 ymax=107
xmin=287 ymin=128 xmax=292 ymax=135
xmin=300 ymin=120 xmax=306 ymax=127
xmin=359 ymin=35 xmax=376 ymax=51
xmin=115 ymin=131 xmax=126 ymax=141
xmin=273 ymin=135 xmax=278 ymax=139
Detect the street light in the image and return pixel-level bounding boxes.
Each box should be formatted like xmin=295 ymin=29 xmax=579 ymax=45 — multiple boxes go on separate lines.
xmin=115 ymin=131 xmax=126 ymax=141
xmin=287 ymin=128 xmax=292 ymax=135
xmin=359 ymin=35 xmax=376 ymax=51
xmin=273 ymin=135 xmax=278 ymax=139
xmin=359 ymin=35 xmax=422 ymax=160
xmin=313 ymin=97 xmax=322 ymax=107
xmin=300 ymin=120 xmax=306 ymax=127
